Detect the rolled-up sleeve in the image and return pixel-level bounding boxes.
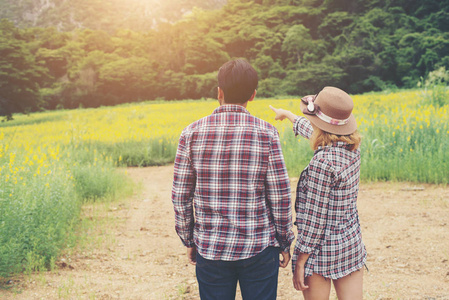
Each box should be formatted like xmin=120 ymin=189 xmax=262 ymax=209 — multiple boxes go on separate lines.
xmin=265 ymin=130 xmax=295 ymax=251
xmin=172 ymin=131 xmax=196 ymax=247
xmin=293 ymin=116 xmax=314 ymax=139
xmin=296 ymin=157 xmax=333 ymax=253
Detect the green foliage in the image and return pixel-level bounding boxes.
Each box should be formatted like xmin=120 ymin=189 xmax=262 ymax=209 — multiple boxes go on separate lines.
xmin=71 ymin=164 xmax=128 ymax=201
xmin=67 ymin=145 xmax=133 ymax=201
xmin=1 ymin=0 xmax=449 ymax=117
xmin=85 ymin=139 xmax=178 ymax=168
xmin=282 ymin=24 xmax=313 ymax=66
xmin=359 ymin=119 xmax=449 ymax=184
xmin=0 ymin=149 xmax=79 ymax=278
xmin=0 ymin=143 xmax=132 ymax=279
xmin=258 ymin=77 xmax=283 ymax=97
xmin=281 ymin=61 xmax=347 ymax=95
xmin=0 ymin=20 xmax=48 ymax=118
xmin=418 ymin=66 xmax=449 ymax=107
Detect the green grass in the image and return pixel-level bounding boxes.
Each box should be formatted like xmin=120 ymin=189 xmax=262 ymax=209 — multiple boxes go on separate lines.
xmin=358 ymin=121 xmax=448 ymax=183
xmin=0 ymin=149 xmax=79 ymax=278
xmin=280 ymin=88 xmax=449 ymax=184
xmin=0 ymin=145 xmax=132 ymax=280
xmin=281 ymin=116 xmax=449 ymax=184
xmin=89 ymin=139 xmax=178 ymax=167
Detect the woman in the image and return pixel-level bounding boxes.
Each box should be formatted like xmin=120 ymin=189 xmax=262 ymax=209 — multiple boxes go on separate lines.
xmin=270 ymin=86 xmax=367 ymax=299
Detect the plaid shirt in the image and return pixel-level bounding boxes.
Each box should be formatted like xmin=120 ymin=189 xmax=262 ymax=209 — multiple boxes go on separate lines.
xmin=292 ymin=117 xmax=367 ymax=279
xmin=172 ymin=104 xmax=294 ymax=261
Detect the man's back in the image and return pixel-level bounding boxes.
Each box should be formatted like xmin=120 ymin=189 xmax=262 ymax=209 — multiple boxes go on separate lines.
xmin=172 ymin=104 xmax=293 ymax=261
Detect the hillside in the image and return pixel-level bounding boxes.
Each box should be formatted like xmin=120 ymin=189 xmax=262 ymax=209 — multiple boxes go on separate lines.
xmin=0 ymin=0 xmax=227 ymax=32
xmin=1 ymin=0 xmax=448 ymax=118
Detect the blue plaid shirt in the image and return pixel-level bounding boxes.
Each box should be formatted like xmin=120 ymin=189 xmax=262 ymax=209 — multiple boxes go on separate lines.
xmin=172 ymin=105 xmax=294 ymax=261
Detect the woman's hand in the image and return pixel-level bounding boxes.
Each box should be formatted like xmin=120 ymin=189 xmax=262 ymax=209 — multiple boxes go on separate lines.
xmin=292 ymin=252 xmax=310 ymax=291
xmin=293 ymin=260 xmax=309 ymax=291
xmin=269 ymin=105 xmax=298 ymax=123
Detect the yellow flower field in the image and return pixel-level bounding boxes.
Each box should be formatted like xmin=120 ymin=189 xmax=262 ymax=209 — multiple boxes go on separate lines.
xmin=1 ymin=89 xmax=448 ymax=181
xmin=0 ymin=88 xmax=448 ymax=278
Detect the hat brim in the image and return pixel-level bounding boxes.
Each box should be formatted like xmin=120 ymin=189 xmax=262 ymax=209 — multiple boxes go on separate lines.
xmin=300 ymin=96 xmax=357 ymax=135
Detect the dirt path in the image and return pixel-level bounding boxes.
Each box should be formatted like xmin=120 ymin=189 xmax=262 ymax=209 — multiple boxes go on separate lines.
xmin=2 ymin=165 xmax=449 ymax=299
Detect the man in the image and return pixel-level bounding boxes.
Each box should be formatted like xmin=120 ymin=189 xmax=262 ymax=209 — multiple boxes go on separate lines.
xmin=172 ymin=59 xmax=294 ymax=300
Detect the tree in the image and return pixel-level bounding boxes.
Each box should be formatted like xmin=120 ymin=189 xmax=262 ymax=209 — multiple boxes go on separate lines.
xmin=181 ymin=72 xmax=217 ymax=99
xmin=98 ymin=56 xmax=159 ymax=104
xmin=281 ymin=61 xmax=347 ymax=95
xmin=183 ymin=36 xmax=230 ymax=75
xmin=0 ymin=20 xmax=48 ymax=119
xmin=281 ymin=25 xmax=313 ymax=67
xmin=318 ymin=11 xmax=353 ymax=39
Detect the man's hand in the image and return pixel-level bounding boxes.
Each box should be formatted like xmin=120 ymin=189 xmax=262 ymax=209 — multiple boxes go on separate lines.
xmin=187 ymin=246 xmax=197 ymax=265
xmin=279 ymin=250 xmax=291 ymax=268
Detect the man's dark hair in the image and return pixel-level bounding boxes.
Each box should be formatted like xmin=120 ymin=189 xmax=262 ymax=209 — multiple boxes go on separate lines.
xmin=218 ymin=59 xmax=258 ymax=104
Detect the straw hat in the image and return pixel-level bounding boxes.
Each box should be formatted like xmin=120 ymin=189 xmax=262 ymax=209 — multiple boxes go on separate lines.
xmin=299 ymin=86 xmax=357 ymax=135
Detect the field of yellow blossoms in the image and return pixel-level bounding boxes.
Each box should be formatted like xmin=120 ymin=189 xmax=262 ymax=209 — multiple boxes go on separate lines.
xmin=0 ymin=89 xmax=448 ymax=278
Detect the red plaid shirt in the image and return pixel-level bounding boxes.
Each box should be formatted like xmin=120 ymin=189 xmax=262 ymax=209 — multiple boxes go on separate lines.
xmin=172 ymin=105 xmax=294 ymax=261
xmin=292 ymin=116 xmax=367 ymax=279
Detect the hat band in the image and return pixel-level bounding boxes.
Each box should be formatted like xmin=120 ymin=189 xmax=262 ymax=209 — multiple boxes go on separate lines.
xmin=315 ymin=110 xmax=350 ymax=126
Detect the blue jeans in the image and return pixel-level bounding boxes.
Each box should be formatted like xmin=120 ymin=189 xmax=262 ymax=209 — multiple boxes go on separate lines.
xmin=195 ymin=247 xmax=280 ymax=300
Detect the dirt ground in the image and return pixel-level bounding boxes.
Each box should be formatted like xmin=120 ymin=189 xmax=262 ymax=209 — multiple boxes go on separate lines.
xmin=1 ymin=165 xmax=449 ymax=300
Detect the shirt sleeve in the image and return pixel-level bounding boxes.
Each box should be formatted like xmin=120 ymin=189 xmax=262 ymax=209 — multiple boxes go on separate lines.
xmin=171 ymin=131 xmax=196 ymax=248
xmin=265 ymin=129 xmax=295 ymax=252
xmin=293 ymin=116 xmax=314 ymax=139
xmin=295 ymin=156 xmax=333 ymax=254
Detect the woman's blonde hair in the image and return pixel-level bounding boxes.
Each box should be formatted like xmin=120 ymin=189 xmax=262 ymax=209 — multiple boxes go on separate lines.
xmin=310 ymin=127 xmax=361 ymax=151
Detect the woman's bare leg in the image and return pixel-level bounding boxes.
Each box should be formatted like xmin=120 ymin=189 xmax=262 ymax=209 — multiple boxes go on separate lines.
xmin=332 ymin=268 xmax=363 ymax=300
xmin=302 ymin=273 xmax=331 ymax=300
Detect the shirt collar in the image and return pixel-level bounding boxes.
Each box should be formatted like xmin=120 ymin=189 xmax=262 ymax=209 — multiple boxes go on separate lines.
xmin=213 ymin=104 xmax=250 ymax=115
xmin=316 ymin=141 xmax=353 ymax=153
